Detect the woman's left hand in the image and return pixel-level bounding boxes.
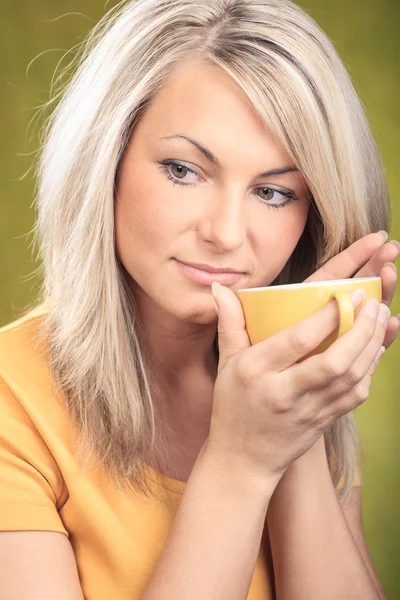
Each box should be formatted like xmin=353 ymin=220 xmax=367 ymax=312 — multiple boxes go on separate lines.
xmin=304 ymin=232 xmax=400 ymax=350
xmin=272 ymin=232 xmax=399 ymax=475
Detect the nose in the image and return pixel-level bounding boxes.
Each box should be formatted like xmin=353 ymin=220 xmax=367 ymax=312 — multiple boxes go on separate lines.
xmin=198 ymin=187 xmax=246 ymax=253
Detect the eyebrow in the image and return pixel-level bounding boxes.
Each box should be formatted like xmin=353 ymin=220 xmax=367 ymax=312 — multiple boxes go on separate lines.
xmin=160 ymin=134 xmax=299 ymax=177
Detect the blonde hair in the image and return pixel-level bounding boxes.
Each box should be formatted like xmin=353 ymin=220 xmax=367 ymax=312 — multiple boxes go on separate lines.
xmin=25 ymin=0 xmax=389 ymax=501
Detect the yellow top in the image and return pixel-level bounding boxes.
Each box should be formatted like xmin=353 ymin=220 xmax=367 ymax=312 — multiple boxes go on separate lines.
xmin=0 ymin=303 xmax=359 ymax=599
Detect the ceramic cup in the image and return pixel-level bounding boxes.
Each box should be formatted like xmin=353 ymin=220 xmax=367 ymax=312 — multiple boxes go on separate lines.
xmin=234 ymin=276 xmax=382 ymax=361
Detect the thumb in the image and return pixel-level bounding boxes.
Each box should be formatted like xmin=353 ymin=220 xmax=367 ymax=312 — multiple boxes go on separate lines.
xmin=211 ymin=282 xmax=251 ymax=371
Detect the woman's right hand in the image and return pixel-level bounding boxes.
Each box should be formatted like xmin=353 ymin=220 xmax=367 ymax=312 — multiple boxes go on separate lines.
xmin=205 ymin=282 xmax=388 ymax=489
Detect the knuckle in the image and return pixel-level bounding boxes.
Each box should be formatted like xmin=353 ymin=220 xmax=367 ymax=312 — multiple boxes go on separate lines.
xmin=297 ymin=402 xmax=315 ymax=426
xmin=343 ymin=365 xmax=363 ymax=387
xmin=353 ymin=382 xmax=370 ymax=405
xmin=320 ymin=354 xmax=348 ymax=379
xmin=287 ymin=328 xmax=311 ymax=355
xmin=314 ymin=409 xmax=332 ymax=431
xmin=235 ymin=355 xmax=261 ymax=385
xmin=270 ymin=392 xmax=291 ymax=414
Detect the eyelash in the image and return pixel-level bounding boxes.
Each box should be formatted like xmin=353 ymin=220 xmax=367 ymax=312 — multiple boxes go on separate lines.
xmin=157 ymin=159 xmax=299 ymax=209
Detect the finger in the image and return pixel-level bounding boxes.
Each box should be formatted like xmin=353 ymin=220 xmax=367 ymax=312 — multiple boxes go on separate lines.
xmin=317 ymin=372 xmax=374 ymax=425
xmin=383 ymin=315 xmax=400 ymax=349
xmin=211 ymin=283 xmax=252 ymax=372
xmin=246 ymin=289 xmax=365 ymax=373
xmin=287 ymin=297 xmax=384 ymax=395
xmin=319 ymin=342 xmax=386 ymax=420
xmin=354 ymin=240 xmax=399 ymax=280
xmin=368 ymin=346 xmax=386 ymax=377
xmin=380 ymin=262 xmax=397 ymax=306
xmin=315 ymin=302 xmax=389 ymax=400
xmin=304 ymin=232 xmax=388 ymax=283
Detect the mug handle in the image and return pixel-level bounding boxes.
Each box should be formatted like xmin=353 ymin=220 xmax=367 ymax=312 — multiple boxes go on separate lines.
xmin=331 ymin=289 xmax=354 ymax=337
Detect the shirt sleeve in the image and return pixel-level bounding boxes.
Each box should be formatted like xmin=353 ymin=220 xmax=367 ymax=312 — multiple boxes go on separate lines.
xmin=0 ymin=375 xmax=69 ymax=536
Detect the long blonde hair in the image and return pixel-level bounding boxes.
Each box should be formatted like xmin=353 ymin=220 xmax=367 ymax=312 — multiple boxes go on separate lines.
xmin=26 ymin=0 xmax=389 ymax=501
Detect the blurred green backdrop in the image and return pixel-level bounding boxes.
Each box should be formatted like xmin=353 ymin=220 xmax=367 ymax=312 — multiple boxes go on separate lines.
xmin=1 ymin=0 xmax=399 ymax=597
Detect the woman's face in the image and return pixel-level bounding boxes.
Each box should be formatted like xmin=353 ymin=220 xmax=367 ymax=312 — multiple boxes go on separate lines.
xmin=115 ymin=60 xmax=311 ymax=325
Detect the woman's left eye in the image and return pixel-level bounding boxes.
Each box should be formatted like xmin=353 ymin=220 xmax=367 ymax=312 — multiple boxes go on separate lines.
xmin=255 ymin=186 xmax=298 ymax=208
xmin=157 ymin=160 xmax=298 ymax=209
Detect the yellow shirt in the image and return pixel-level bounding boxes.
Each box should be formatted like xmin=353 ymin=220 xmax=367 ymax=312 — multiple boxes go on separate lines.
xmin=0 ymin=303 xmax=359 ymax=599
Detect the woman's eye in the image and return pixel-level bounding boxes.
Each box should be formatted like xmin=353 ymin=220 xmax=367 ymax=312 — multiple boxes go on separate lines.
xmin=170 ymin=163 xmax=194 ymax=180
xmin=256 ymin=187 xmax=297 ymax=208
xmin=158 ymin=160 xmax=198 ymax=186
xmin=158 ymin=160 xmax=298 ymax=208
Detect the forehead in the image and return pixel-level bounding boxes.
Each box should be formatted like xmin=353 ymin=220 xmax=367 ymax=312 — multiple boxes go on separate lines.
xmin=132 ymin=59 xmax=293 ymax=165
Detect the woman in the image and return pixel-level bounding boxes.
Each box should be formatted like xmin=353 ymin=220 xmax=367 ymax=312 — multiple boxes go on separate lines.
xmin=0 ymin=0 xmax=398 ymax=598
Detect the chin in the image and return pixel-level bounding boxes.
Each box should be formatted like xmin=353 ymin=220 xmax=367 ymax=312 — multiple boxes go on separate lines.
xmin=174 ymin=302 xmax=218 ymax=325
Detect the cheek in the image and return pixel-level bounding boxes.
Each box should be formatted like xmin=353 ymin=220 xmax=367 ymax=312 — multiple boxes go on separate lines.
xmin=252 ymin=202 xmax=310 ymax=273
xmin=256 ymin=201 xmax=308 ymax=242
xmin=114 ymin=175 xmax=184 ymax=268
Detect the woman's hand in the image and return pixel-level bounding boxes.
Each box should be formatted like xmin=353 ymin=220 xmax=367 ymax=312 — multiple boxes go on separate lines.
xmin=304 ymin=232 xmax=400 ymax=349
xmin=206 ymin=280 xmax=390 ymax=491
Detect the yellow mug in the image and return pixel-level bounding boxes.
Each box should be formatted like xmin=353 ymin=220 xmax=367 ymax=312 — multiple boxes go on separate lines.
xmin=234 ymin=277 xmax=382 ymax=361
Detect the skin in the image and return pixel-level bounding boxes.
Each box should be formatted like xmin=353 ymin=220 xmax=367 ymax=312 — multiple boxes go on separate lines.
xmin=114 ymin=57 xmax=398 ymax=596
xmin=1 ymin=61 xmax=398 ymax=600
xmin=115 ymin=58 xmax=399 ymax=463
xmin=115 ymin=59 xmax=311 ymax=439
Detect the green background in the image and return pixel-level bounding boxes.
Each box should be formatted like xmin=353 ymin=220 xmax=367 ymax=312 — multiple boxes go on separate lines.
xmin=1 ymin=1 xmax=399 ymax=596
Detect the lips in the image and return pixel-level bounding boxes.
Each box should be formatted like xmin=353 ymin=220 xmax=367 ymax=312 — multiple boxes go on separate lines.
xmin=178 ymin=261 xmax=244 ymax=274
xmin=174 ymin=259 xmax=244 ymax=286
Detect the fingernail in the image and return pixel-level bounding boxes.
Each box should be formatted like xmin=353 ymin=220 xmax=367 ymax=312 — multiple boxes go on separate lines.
xmin=211 ymin=282 xmax=221 ymax=315
xmin=383 ymin=262 xmax=397 ymax=272
xmin=349 ymin=289 xmax=366 ymax=308
xmin=211 ymin=281 xmax=221 ymax=297
xmin=213 ymin=299 xmax=219 ymax=315
xmin=378 ymin=230 xmax=388 ymax=242
xmin=377 ymin=303 xmax=390 ymax=325
xmin=362 ymin=297 xmax=379 ymax=318
xmin=388 ymin=240 xmax=400 ymax=252
xmin=373 ymin=345 xmax=386 ymax=365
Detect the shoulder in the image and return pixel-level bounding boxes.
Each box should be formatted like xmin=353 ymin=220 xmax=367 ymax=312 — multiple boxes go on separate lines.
xmin=0 ymin=298 xmax=51 ymax=344
xmin=0 ymin=299 xmax=73 ymax=471
xmin=0 ymin=301 xmax=71 ymax=534
xmin=0 ymin=300 xmax=53 ymax=403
